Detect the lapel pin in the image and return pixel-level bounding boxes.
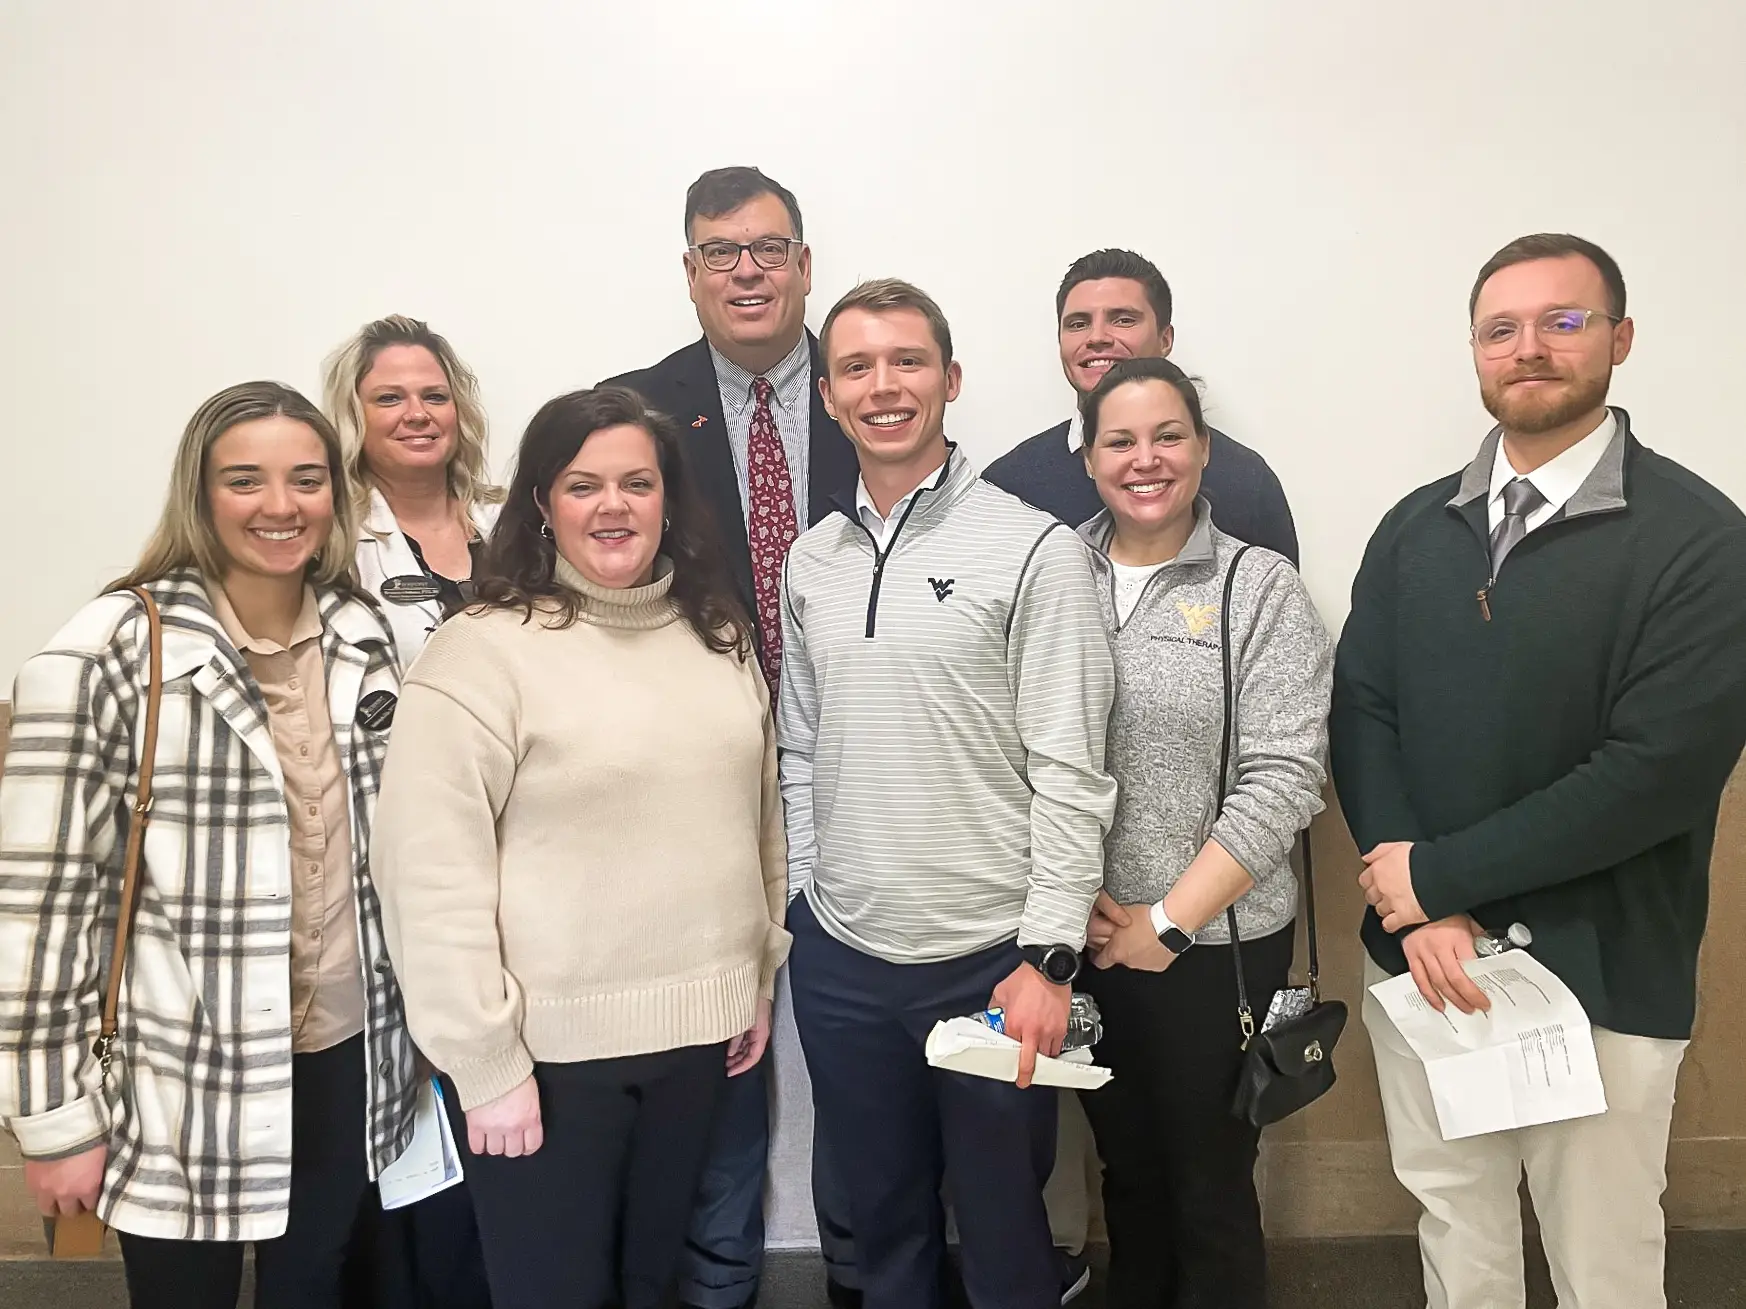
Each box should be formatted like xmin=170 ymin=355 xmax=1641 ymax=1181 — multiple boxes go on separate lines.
xmin=692 ymin=415 xmax=709 ymax=428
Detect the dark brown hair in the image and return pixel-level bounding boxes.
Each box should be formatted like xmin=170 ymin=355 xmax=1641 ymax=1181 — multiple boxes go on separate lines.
xmin=684 ymin=166 xmax=804 ymax=244
xmin=1469 ymin=233 xmax=1627 ymax=321
xmin=474 ymin=387 xmax=751 ymax=656
xmin=1080 ymin=357 xmax=1208 ymax=446
xmin=1056 ymin=249 xmax=1174 ymax=330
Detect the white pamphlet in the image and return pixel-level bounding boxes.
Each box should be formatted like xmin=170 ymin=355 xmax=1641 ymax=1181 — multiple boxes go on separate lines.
xmin=1369 ymin=950 xmax=1607 ymax=1140
xmin=378 ymin=1077 xmax=466 ymax=1210
xmin=924 ymin=1017 xmax=1113 ymax=1090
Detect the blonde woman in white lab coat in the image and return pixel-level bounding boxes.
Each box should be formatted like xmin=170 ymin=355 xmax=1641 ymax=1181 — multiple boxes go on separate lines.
xmin=321 ymin=314 xmax=500 ymax=1308
xmin=322 ymin=315 xmax=503 ymax=666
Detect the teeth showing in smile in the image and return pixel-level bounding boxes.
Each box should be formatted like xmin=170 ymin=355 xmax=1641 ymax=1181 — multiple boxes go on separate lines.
xmin=1083 ymin=358 xmax=1119 ymax=369
xmin=731 ymin=297 xmax=771 ymax=307
xmin=1125 ymin=482 xmax=1166 ymax=494
xmin=864 ymin=411 xmax=913 ymax=427
xmin=253 ymin=528 xmax=303 ymax=541
xmin=592 ymin=529 xmax=632 ymax=539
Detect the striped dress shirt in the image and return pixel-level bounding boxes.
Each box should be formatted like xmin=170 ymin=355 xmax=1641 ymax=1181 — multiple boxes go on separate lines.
xmin=709 ymin=333 xmax=813 ymax=530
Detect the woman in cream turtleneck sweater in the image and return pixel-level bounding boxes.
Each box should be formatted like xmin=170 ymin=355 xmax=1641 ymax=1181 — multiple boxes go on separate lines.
xmin=372 ymin=387 xmax=789 ymax=1309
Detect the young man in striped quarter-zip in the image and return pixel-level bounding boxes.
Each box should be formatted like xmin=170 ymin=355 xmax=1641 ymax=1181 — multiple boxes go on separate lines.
xmin=778 ymin=277 xmax=1117 ymax=1309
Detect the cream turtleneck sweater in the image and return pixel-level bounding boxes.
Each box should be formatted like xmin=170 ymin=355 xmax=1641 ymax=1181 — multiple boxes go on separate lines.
xmin=372 ymin=555 xmax=790 ymax=1109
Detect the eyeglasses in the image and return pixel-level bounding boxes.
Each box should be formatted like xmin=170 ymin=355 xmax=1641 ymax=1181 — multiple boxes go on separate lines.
xmin=1471 ymin=307 xmax=1620 ymax=358
xmin=688 ymin=237 xmax=802 ymax=273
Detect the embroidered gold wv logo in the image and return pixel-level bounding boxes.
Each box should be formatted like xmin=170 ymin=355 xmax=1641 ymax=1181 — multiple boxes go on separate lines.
xmin=1176 ymin=601 xmax=1219 ymax=636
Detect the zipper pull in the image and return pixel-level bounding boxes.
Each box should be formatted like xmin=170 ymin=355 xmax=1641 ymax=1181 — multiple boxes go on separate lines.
xmin=1476 ymin=586 xmax=1492 ymax=622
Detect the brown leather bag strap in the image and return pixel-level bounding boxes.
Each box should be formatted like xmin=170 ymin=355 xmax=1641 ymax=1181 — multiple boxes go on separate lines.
xmin=94 ymin=587 xmax=163 ymax=1072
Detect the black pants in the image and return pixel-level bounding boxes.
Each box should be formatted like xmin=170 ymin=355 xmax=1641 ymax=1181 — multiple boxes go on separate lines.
xmin=349 ymin=1169 xmax=493 ymax=1309
xmin=789 ymin=895 xmax=1059 ymax=1309
xmin=443 ymin=1044 xmax=728 ymax=1309
xmin=119 ymin=1034 xmax=371 ymax=1309
xmin=1079 ymin=924 xmax=1294 ymax=1309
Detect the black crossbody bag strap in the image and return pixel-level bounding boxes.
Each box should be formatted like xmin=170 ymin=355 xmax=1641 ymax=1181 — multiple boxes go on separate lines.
xmin=1217 ymin=546 xmax=1326 ymax=1044
xmin=1215 ymin=547 xmax=1256 ymax=1044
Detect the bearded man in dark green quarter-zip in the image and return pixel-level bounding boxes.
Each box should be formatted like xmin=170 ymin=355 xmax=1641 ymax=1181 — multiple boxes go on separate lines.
xmin=1331 ymin=232 xmax=1746 ymax=1309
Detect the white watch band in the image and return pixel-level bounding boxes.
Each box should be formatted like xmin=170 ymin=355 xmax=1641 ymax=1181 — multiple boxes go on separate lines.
xmin=1149 ymin=901 xmax=1173 ymax=938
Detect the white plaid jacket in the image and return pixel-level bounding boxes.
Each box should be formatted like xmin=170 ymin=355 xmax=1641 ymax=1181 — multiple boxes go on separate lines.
xmin=0 ymin=570 xmax=418 ymax=1241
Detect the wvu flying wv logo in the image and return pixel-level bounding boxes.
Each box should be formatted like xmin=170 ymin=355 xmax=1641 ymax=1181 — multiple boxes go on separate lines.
xmin=928 ymin=577 xmax=955 ymax=602
xmin=1176 ymin=601 xmax=1219 ymax=636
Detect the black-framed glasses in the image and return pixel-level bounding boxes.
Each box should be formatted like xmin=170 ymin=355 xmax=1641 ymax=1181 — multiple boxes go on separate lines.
xmin=688 ymin=237 xmax=802 ymax=273
xmin=1472 ymin=307 xmax=1620 ymax=358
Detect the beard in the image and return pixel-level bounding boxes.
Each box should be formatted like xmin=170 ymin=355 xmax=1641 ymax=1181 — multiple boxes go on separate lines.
xmin=1481 ymin=364 xmax=1611 ymax=434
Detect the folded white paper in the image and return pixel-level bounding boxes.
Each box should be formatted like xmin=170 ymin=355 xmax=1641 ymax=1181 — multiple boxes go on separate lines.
xmin=1369 ymin=950 xmax=1607 ymax=1140
xmin=925 ymin=1017 xmax=1113 ymax=1090
xmin=379 ymin=1077 xmax=466 ymax=1210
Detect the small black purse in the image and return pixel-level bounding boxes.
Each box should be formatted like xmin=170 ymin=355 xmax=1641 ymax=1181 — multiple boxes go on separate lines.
xmin=1213 ymin=547 xmax=1348 ymax=1127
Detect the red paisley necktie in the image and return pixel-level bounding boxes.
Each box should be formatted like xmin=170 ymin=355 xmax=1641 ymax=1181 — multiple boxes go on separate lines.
xmin=747 ymin=377 xmax=799 ymax=693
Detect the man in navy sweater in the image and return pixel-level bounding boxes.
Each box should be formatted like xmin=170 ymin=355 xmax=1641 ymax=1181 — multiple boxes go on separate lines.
xmin=1333 ymin=233 xmax=1746 ymax=1309
xmin=984 ymin=248 xmax=1298 ymax=564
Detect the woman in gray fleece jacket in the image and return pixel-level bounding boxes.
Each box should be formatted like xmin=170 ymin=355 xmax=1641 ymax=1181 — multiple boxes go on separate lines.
xmin=1073 ymin=358 xmax=1332 ymax=1309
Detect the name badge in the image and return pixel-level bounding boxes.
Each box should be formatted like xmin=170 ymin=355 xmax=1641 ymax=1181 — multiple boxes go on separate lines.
xmin=357 ymin=690 xmax=398 ymax=731
xmin=381 ymin=575 xmax=441 ymax=605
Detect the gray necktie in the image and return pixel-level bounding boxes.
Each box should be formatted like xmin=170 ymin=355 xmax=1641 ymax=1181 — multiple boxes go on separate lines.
xmin=1489 ymin=476 xmax=1546 ymax=575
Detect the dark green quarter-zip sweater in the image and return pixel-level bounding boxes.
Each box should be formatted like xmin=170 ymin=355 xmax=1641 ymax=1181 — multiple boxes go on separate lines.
xmin=1331 ymin=409 xmax=1746 ymax=1039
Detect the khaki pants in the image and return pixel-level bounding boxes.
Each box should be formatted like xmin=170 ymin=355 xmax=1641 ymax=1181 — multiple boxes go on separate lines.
xmin=1042 ymin=1089 xmax=1097 ymax=1252
xmin=1362 ymin=957 xmax=1687 ymax=1309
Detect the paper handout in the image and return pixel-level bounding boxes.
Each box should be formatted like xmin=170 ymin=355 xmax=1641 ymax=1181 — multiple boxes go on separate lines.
xmin=1369 ymin=950 xmax=1607 ymax=1140
xmin=925 ymin=1017 xmax=1113 ymax=1090
xmin=378 ymin=1077 xmax=467 ymax=1209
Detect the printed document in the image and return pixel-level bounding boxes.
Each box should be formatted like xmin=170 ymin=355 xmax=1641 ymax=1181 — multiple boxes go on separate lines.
xmin=1369 ymin=950 xmax=1606 ymax=1140
xmin=378 ymin=1077 xmax=466 ymax=1209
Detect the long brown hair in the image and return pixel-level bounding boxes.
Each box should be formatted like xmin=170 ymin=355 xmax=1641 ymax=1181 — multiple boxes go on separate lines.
xmin=474 ymin=386 xmax=751 ymax=656
xmin=112 ymin=381 xmax=358 ymax=591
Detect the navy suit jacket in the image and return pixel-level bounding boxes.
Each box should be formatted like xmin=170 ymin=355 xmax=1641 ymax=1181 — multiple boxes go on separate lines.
xmin=602 ymin=331 xmax=859 ymax=629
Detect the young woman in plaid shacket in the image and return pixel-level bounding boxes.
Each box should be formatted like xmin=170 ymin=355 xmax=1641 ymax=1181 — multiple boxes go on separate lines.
xmin=0 ymin=381 xmax=419 ymax=1308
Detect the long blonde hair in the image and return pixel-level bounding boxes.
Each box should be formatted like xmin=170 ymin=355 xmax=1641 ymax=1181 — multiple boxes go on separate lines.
xmin=113 ymin=381 xmax=359 ymax=591
xmin=320 ymin=315 xmax=502 ymax=531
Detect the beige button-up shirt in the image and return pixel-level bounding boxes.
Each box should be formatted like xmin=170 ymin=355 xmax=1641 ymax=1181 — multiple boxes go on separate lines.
xmin=210 ymin=583 xmax=366 ymax=1053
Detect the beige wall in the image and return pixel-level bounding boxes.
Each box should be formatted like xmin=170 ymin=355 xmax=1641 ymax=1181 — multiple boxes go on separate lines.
xmin=0 ymin=700 xmax=1741 ymax=1255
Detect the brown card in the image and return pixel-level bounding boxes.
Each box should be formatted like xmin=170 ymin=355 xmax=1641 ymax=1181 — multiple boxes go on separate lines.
xmin=43 ymin=1210 xmax=107 ymax=1258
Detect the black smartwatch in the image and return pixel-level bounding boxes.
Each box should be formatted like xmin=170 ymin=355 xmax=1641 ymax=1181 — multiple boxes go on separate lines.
xmin=1150 ymin=902 xmax=1197 ymax=955
xmin=1020 ymin=943 xmax=1081 ymax=987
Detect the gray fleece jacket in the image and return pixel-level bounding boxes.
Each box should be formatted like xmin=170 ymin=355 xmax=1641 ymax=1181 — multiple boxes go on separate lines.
xmin=1078 ymin=500 xmax=1332 ymax=942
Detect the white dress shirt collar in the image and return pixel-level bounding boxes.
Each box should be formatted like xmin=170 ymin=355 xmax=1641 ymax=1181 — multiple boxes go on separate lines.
xmin=1487 ymin=409 xmax=1617 ymax=532
xmin=856 ymin=461 xmax=948 ymax=552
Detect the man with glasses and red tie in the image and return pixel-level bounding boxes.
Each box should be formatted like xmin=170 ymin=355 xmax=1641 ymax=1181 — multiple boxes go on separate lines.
xmin=1332 ymin=232 xmax=1746 ymax=1309
xmin=603 ymin=165 xmax=860 ymax=1309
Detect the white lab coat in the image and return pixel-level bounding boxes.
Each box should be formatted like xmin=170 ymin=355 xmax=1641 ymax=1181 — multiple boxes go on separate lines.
xmin=354 ymin=487 xmax=499 ymax=671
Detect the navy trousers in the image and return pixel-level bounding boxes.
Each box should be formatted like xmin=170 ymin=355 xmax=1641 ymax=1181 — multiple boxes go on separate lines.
xmin=443 ymin=1046 xmax=727 ymax=1309
xmin=789 ymin=895 xmax=1059 ymax=1309
xmin=675 ymin=991 xmax=859 ymax=1307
